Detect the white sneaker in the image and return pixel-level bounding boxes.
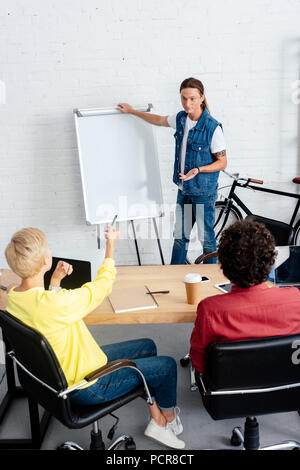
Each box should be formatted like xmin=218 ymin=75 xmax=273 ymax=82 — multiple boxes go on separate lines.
xmin=144 ymin=419 xmax=186 ymax=449
xmin=167 ymin=406 xmax=183 ymax=436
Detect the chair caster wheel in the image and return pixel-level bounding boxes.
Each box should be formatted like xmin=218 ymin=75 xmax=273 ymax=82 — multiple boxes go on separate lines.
xmin=231 ymin=427 xmax=243 ymax=446
xmin=180 ymin=357 xmax=190 ymax=367
xmin=125 ymin=437 xmax=136 ymax=450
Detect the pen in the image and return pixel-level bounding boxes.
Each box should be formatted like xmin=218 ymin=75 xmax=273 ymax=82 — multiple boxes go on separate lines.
xmin=111 ymin=215 xmax=118 ymax=226
xmin=146 ymin=290 xmax=169 ymax=295
xmin=145 ymin=285 xmax=159 ymax=307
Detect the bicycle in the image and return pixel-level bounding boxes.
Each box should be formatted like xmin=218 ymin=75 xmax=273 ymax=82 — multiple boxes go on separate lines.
xmin=214 ymin=170 xmax=300 ymax=246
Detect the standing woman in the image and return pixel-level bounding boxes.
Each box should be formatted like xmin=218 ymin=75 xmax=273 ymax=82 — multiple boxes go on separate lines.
xmin=117 ymin=77 xmax=227 ymax=264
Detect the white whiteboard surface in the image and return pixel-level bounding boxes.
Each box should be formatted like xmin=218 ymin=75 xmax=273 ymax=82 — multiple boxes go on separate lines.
xmin=74 ymin=106 xmax=164 ymax=225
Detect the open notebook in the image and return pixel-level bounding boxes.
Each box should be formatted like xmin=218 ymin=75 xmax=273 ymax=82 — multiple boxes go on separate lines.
xmin=108 ymin=285 xmax=158 ymax=314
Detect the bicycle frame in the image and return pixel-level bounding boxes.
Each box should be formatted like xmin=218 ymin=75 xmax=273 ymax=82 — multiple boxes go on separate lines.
xmin=224 ymin=179 xmax=300 ymax=226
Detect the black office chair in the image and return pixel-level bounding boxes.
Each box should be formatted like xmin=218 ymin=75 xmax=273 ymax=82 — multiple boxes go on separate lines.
xmin=196 ymin=334 xmax=300 ymax=450
xmin=0 ymin=309 xmax=153 ymax=450
xmin=245 ymin=215 xmax=294 ymax=246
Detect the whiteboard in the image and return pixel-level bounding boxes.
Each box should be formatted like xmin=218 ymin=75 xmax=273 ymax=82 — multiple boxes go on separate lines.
xmin=74 ymin=105 xmax=164 ymax=225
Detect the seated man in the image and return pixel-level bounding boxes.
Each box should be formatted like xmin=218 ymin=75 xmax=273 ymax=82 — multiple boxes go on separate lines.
xmin=190 ymin=219 xmax=300 ymax=374
xmin=5 ymin=226 xmax=185 ymax=449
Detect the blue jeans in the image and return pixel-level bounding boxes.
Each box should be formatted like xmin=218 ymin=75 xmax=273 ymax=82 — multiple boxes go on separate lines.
xmin=171 ymin=190 xmax=217 ymax=264
xmin=70 ymin=338 xmax=177 ymax=410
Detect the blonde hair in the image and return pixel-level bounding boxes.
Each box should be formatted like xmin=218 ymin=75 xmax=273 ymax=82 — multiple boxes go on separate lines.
xmin=5 ymin=228 xmax=49 ymax=279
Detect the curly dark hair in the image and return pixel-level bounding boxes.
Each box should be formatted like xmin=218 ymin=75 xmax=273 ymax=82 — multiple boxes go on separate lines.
xmin=218 ymin=219 xmax=276 ymax=288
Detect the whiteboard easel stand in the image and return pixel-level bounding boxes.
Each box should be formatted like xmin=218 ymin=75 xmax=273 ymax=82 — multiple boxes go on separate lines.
xmin=74 ymin=104 xmax=165 ymax=265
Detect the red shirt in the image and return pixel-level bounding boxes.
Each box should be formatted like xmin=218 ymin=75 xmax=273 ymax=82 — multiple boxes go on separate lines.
xmin=190 ymin=283 xmax=300 ymax=373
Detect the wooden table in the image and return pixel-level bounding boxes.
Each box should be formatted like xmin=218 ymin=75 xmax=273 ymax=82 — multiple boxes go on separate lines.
xmin=0 ymin=269 xmax=21 ymax=306
xmin=85 ymin=264 xmax=228 ymax=325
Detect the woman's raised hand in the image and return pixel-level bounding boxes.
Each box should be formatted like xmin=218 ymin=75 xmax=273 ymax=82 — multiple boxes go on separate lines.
xmin=104 ymin=225 xmax=119 ymax=243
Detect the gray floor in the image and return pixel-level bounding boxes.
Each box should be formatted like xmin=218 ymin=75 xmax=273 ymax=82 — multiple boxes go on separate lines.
xmin=1 ymin=323 xmax=300 ymax=450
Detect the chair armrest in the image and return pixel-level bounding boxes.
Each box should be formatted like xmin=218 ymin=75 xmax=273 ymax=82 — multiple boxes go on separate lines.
xmin=59 ymin=359 xmax=154 ymax=404
xmin=83 ymin=359 xmax=154 ymax=405
xmin=84 ymin=359 xmax=137 ymax=382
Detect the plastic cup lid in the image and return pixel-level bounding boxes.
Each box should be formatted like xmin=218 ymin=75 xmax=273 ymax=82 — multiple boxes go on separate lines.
xmin=184 ymin=273 xmax=202 ymax=283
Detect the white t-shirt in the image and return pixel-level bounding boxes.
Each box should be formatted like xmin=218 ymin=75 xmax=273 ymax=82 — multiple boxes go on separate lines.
xmin=167 ymin=113 xmax=226 ymax=190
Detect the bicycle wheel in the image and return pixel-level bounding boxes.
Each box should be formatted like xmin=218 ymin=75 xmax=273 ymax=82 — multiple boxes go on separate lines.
xmin=214 ymin=201 xmax=243 ymax=242
xmin=293 ymin=220 xmax=300 ymax=245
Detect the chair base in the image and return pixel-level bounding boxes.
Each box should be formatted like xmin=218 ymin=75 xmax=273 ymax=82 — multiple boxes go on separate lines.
xmin=57 ymin=434 xmax=136 ymax=451
xmin=261 ymin=441 xmax=300 ymax=450
xmin=108 ymin=435 xmax=136 ymax=450
xmin=57 ymin=420 xmax=136 ymax=451
xmin=231 ymin=417 xmax=300 ymax=450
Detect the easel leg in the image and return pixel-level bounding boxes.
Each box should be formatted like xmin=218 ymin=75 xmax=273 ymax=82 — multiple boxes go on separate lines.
xmin=130 ymin=220 xmax=141 ymax=266
xmin=96 ymin=224 xmax=101 ymax=249
xmin=152 ymin=218 xmax=165 ymax=265
xmin=130 ymin=218 xmax=165 ymax=266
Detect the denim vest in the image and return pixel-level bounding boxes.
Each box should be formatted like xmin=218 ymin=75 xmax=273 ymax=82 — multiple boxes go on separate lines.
xmin=172 ymin=108 xmax=222 ymax=196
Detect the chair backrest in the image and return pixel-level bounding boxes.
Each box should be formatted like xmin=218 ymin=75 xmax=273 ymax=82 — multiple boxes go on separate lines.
xmin=245 ymin=215 xmax=294 ymax=245
xmin=194 ymin=251 xmax=218 ymax=264
xmin=0 ymin=309 xmax=72 ymax=421
xmin=206 ymin=334 xmax=300 ymax=390
xmin=199 ymin=334 xmax=300 ymax=420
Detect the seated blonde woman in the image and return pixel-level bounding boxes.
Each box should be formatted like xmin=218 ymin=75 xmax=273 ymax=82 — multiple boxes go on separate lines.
xmin=4 ymin=227 xmax=185 ymax=449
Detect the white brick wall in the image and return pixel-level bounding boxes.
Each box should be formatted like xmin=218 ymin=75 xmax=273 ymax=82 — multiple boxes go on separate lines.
xmin=1 ymin=0 xmax=300 ymax=273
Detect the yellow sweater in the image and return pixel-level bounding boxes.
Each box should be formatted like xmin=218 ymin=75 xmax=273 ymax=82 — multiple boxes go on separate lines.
xmin=6 ymin=258 xmax=116 ymax=389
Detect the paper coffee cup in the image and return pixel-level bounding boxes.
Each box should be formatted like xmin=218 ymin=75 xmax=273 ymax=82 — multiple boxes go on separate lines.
xmin=184 ymin=273 xmax=202 ymax=305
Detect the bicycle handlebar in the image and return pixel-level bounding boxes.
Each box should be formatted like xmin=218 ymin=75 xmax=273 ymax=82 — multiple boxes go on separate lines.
xmin=248 ymin=178 xmax=264 ymax=185
xmin=222 ymin=170 xmax=263 ymax=185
